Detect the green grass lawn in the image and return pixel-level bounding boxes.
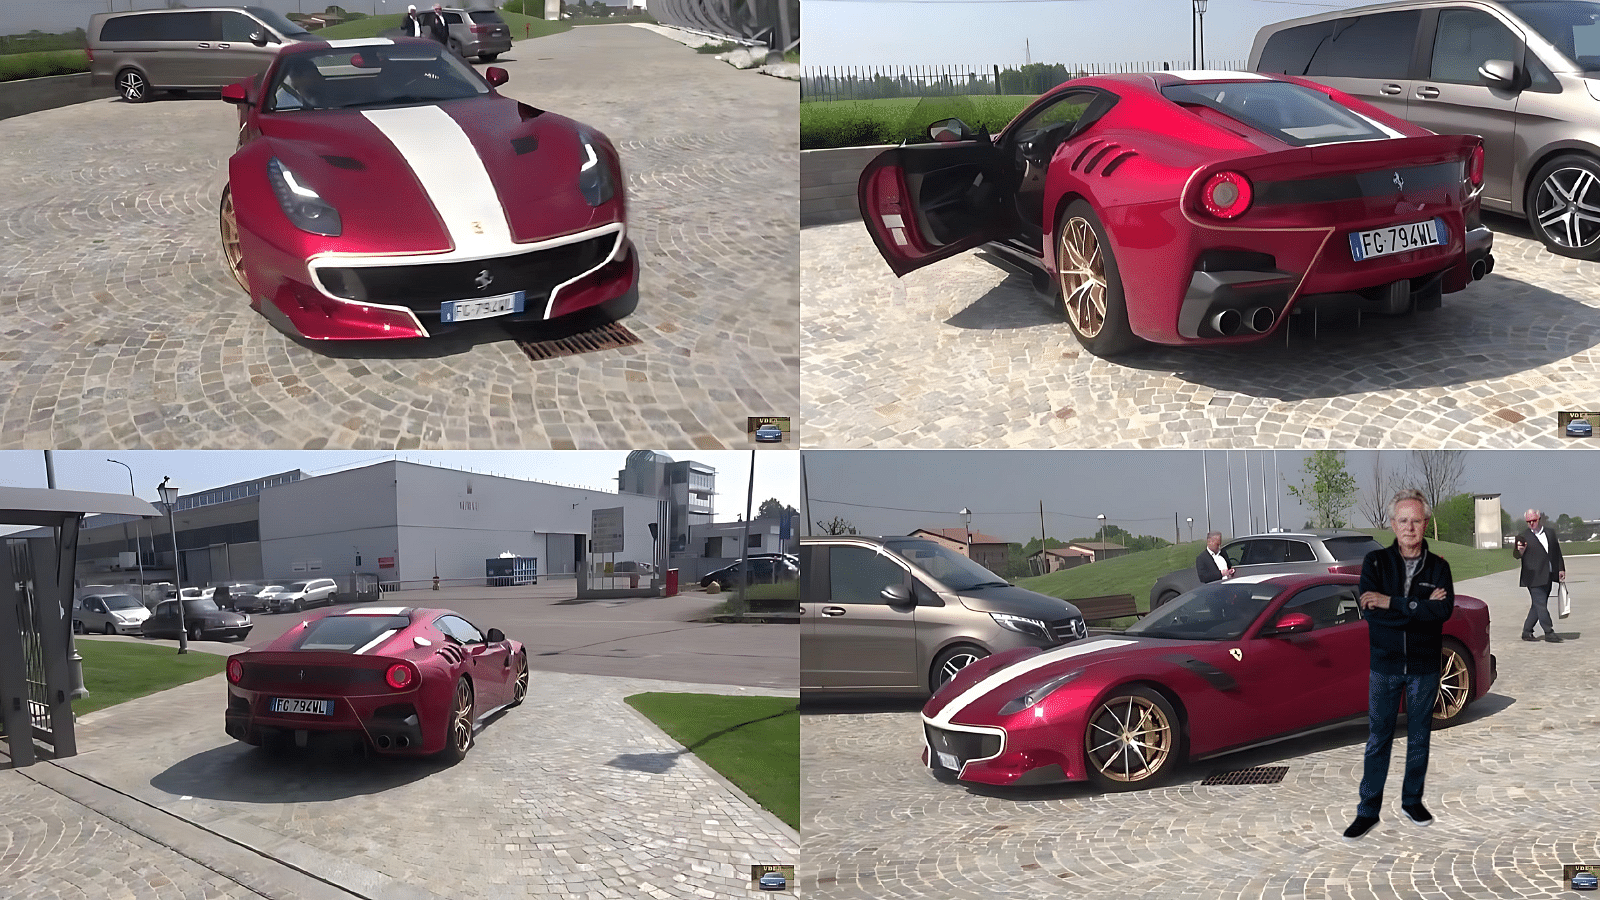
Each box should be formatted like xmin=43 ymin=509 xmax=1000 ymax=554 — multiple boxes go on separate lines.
xmin=624 ymin=693 xmax=798 ymax=830
xmin=314 ymin=12 xmax=569 ymax=41
xmin=71 ymin=639 xmax=228 ymax=717
xmin=0 ymin=49 xmax=88 ymax=83
xmin=800 ymin=95 xmax=1035 ymax=149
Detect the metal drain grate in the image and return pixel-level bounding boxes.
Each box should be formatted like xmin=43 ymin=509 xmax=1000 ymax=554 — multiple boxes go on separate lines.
xmin=1201 ymin=765 xmax=1289 ymax=786
xmin=516 ymin=321 xmax=641 ymax=361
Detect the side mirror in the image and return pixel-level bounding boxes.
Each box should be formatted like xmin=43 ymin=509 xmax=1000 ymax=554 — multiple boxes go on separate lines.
xmin=485 ymin=67 xmax=509 ymax=88
xmin=1478 ymin=59 xmax=1517 ymax=88
xmin=1266 ymin=611 xmax=1314 ymax=636
xmin=249 ymin=30 xmax=270 ymax=47
xmin=486 ymin=627 xmax=506 ymax=643
xmin=881 ymin=584 xmax=916 ymax=608
xmin=927 ymin=117 xmax=972 ymax=143
xmin=221 ymin=82 xmax=251 ymax=105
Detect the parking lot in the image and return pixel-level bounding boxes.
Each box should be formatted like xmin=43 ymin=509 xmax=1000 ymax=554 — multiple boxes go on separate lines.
xmin=800 ymin=557 xmax=1600 ymax=899
xmin=0 ymin=25 xmax=798 ymax=450
xmin=802 ymin=215 xmax=1600 ymax=448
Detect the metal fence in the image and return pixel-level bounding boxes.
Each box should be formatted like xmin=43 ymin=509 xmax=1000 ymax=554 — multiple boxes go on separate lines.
xmin=801 ymin=60 xmax=1249 ymax=102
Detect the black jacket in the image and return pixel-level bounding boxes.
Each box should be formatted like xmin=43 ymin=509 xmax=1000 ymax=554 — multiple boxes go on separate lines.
xmin=1195 ymin=550 xmax=1225 ymax=584
xmin=427 ymin=12 xmax=450 ymax=44
xmin=401 ymin=13 xmax=423 ymax=37
xmin=1514 ymin=528 xmax=1564 ymax=588
xmin=1357 ymin=539 xmax=1455 ymax=676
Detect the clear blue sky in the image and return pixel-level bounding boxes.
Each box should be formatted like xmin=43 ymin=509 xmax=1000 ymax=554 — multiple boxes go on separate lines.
xmin=802 ymin=451 xmax=1600 ymax=545
xmin=803 ymin=0 xmax=1393 ymax=70
xmin=0 ymin=450 xmax=799 ymax=527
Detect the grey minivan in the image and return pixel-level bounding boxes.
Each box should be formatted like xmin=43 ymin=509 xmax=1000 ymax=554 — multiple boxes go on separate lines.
xmin=88 ymin=6 xmax=312 ymax=103
xmin=1252 ymin=0 xmax=1600 ymax=260
xmin=801 ymin=535 xmax=1088 ymax=696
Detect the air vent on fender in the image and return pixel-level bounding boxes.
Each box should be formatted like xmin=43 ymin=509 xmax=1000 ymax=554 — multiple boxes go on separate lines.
xmin=511 ymin=136 xmax=539 ymax=155
xmin=436 ymin=644 xmax=464 ymax=665
xmin=1100 ymin=150 xmax=1137 ymax=176
xmin=321 ymin=155 xmax=365 ymax=171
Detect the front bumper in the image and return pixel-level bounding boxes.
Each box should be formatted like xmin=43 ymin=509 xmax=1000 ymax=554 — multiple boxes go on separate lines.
xmin=204 ymin=624 xmax=253 ymax=641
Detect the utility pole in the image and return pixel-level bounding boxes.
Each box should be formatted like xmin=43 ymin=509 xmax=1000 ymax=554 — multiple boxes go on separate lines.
xmin=1201 ymin=451 xmax=1212 ymax=532
xmin=1174 ymin=511 xmax=1180 ymax=545
xmin=1226 ymin=451 xmax=1236 ymax=537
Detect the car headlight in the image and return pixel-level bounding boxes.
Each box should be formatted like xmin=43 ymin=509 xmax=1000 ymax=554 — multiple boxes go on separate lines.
xmin=990 ymin=612 xmax=1051 ymax=640
xmin=997 ymin=669 xmax=1084 ymax=716
xmin=576 ymin=129 xmax=614 ymax=207
xmin=267 ymin=157 xmax=341 ymax=236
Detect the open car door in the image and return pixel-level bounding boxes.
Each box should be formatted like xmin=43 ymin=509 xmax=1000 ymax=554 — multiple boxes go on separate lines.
xmin=857 ymin=129 xmax=1009 ymax=277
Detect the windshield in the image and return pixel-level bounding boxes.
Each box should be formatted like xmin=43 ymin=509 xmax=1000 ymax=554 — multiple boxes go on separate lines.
xmin=103 ymin=595 xmax=143 ymax=610
xmin=287 ymin=582 xmax=310 ymax=592
xmin=1163 ymin=80 xmax=1391 ymax=146
xmin=883 ymin=539 xmax=1009 ymax=591
xmin=182 ymin=598 xmax=221 ymax=613
xmin=265 ymin=43 xmax=487 ymax=113
xmin=294 ymin=614 xmax=411 ymax=651
xmin=1321 ymin=536 xmax=1384 ymax=560
xmin=1125 ymin=581 xmax=1282 ymax=640
xmin=261 ymin=585 xmax=284 ymax=594
xmin=1508 ymin=1 xmax=1600 ymax=72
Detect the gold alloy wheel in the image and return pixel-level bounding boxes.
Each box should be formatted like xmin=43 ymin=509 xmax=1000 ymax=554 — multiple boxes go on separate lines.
xmin=1085 ymin=693 xmax=1175 ymax=784
xmin=451 ymin=679 xmax=474 ymax=756
xmin=1057 ymin=216 xmax=1108 ymax=339
xmin=1433 ymin=644 xmax=1471 ymax=722
xmin=512 ymin=654 xmax=528 ymax=705
xmin=219 ymin=190 xmax=249 ymax=293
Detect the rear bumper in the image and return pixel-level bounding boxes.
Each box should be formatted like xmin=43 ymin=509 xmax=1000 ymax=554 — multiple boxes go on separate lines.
xmin=226 ymin=689 xmax=435 ymax=755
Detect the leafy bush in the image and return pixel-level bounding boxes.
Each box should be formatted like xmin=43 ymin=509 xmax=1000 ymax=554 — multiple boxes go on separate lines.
xmin=697 ymin=41 xmax=739 ymax=54
xmin=800 ymin=95 xmax=1034 ymax=150
xmin=0 ymin=50 xmax=89 ymax=83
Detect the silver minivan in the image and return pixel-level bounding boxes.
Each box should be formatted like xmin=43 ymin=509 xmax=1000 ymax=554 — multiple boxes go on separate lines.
xmin=1252 ymin=0 xmax=1600 ymax=260
xmin=88 ymin=6 xmax=313 ymax=103
xmin=800 ymin=535 xmax=1088 ymax=697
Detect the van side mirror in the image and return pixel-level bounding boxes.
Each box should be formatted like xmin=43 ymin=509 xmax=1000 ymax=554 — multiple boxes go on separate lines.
xmin=249 ymin=30 xmax=273 ymax=47
xmin=881 ymin=584 xmax=916 ymax=608
xmin=1478 ymin=59 xmax=1517 ymax=89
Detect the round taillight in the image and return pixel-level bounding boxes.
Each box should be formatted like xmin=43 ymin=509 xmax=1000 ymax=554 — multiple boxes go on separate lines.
xmin=385 ymin=663 xmax=414 ymax=690
xmin=1200 ymin=171 xmax=1253 ymax=219
xmin=1468 ymin=145 xmax=1484 ymax=186
xmin=227 ymin=658 xmax=243 ymax=684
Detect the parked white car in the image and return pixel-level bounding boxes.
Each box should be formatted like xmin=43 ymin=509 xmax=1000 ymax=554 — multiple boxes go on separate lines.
xmin=265 ymin=578 xmax=339 ymax=612
xmin=73 ymin=593 xmax=151 ymax=635
xmin=235 ymin=584 xmax=283 ymax=613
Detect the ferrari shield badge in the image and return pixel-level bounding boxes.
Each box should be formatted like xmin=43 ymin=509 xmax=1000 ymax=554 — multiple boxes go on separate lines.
xmin=1229 ymin=648 xmax=1242 ymax=662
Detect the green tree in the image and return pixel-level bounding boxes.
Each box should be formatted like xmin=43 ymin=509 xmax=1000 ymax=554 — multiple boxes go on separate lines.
xmin=815 ymin=516 xmax=857 ymax=535
xmin=758 ymin=498 xmax=798 ymax=521
xmin=1431 ymin=493 xmax=1476 ymax=546
xmin=1288 ymin=451 xmax=1359 ymax=529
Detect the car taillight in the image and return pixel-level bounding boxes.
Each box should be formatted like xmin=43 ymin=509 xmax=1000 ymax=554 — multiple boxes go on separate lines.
xmin=1468 ymin=145 xmax=1484 ymax=186
xmin=85 ymin=45 xmax=94 ymax=62
xmin=470 ymin=24 xmax=488 ymax=33
xmin=385 ymin=663 xmax=415 ymax=690
xmin=227 ymin=658 xmax=243 ymax=684
xmin=1199 ymin=171 xmax=1252 ymax=219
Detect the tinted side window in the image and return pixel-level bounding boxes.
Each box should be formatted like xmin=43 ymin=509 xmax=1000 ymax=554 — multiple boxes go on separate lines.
xmin=828 ymin=546 xmax=906 ymax=605
xmin=1258 ymin=21 xmax=1336 ymax=75
xmin=1431 ymin=9 xmax=1520 ymax=83
xmin=1307 ymin=11 xmax=1421 ymax=79
xmin=101 ymin=14 xmax=165 ymax=42
xmin=157 ymin=11 xmax=215 ymax=42
xmin=1283 ymin=583 xmax=1361 ymax=629
xmin=1284 ymin=541 xmax=1317 ymax=562
xmin=219 ymin=11 xmax=261 ymax=42
xmin=445 ymin=11 xmax=466 ymax=24
xmin=438 ymin=615 xmax=485 ymax=644
xmin=1241 ymin=539 xmax=1289 ymax=565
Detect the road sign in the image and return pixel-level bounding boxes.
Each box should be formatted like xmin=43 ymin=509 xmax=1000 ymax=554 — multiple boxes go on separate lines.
xmin=592 ymin=507 xmax=625 ymax=554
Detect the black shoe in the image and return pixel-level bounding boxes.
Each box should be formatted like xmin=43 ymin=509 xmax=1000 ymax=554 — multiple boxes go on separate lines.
xmin=1343 ymin=815 xmax=1380 ymax=840
xmin=1545 ymin=633 xmax=1565 ymax=643
xmin=1522 ymin=633 xmax=1539 ymax=641
xmin=1402 ymin=803 xmax=1433 ymax=826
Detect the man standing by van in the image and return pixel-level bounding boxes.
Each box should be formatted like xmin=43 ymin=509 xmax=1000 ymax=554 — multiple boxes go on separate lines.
xmin=427 ymin=4 xmax=451 ymax=46
xmin=1514 ymin=509 xmax=1566 ymax=643
xmin=402 ymin=5 xmax=423 ymax=37
xmin=1196 ymin=531 xmax=1234 ymax=583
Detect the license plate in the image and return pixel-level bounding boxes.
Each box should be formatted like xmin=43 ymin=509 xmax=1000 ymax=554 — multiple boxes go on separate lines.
xmin=936 ymin=751 xmax=960 ymax=770
xmin=440 ymin=290 xmax=525 ymax=323
xmin=1349 ymin=218 xmax=1446 ymax=261
xmin=270 ymin=697 xmax=332 ymax=715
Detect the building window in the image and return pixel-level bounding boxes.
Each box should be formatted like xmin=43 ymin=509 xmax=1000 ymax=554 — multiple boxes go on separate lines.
xmin=748 ymin=534 xmax=762 ymax=548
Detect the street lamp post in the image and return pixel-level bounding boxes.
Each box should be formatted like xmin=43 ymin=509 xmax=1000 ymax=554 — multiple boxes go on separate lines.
xmin=157 ymin=477 xmax=187 ymax=654
xmin=1097 ymin=513 xmax=1107 ymax=545
xmin=959 ymin=507 xmax=973 ymax=556
xmin=107 ymin=460 xmax=145 ymax=599
xmin=1193 ymin=0 xmax=1209 ymax=69
xmin=1187 ymin=517 xmax=1194 ymax=543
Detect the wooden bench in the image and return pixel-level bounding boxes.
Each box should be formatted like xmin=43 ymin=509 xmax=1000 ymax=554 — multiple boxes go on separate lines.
xmin=1070 ymin=593 xmax=1143 ymax=629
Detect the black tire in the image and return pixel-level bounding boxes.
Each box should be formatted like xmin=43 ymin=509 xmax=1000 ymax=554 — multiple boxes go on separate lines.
xmin=116 ymin=68 xmax=150 ymax=103
xmin=508 ymin=652 xmax=529 ymax=707
xmin=929 ymin=644 xmax=989 ymax=695
xmin=103 ymin=623 xmax=116 ymax=635
xmin=73 ymin=619 xmax=84 ymax=635
xmin=439 ymin=678 xmax=475 ymax=763
xmin=1155 ymin=591 xmax=1179 ymax=610
xmin=1082 ymin=686 xmax=1182 ymax=791
xmin=1055 ymin=199 xmax=1141 ymax=356
xmin=1526 ymin=153 xmax=1600 ymax=261
xmin=188 ymin=623 xmax=202 ymax=642
xmin=480 ymin=52 xmax=499 ymax=62
xmin=294 ymin=599 xmax=303 ymax=612
xmin=1431 ymin=639 xmax=1475 ymax=728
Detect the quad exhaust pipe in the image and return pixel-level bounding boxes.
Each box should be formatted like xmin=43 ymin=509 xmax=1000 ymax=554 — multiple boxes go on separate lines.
xmin=375 ymin=734 xmax=392 ymax=749
xmin=1471 ymin=254 xmax=1494 ymax=281
xmin=1208 ymin=308 xmax=1242 ymax=336
xmin=373 ymin=733 xmax=411 ymax=750
xmin=1208 ymin=306 xmax=1276 ymax=336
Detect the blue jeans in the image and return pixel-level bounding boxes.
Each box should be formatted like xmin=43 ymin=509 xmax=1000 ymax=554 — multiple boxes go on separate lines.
xmin=1357 ymin=670 xmax=1439 ymax=818
xmin=1523 ymin=584 xmax=1554 ymax=636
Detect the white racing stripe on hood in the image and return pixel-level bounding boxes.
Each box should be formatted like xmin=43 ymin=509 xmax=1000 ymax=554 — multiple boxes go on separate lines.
xmin=361 ymin=105 xmax=513 ymax=255
xmin=929 ymin=638 xmax=1137 ymax=726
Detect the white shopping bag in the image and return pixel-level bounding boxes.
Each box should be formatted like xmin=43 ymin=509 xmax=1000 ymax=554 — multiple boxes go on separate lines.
xmin=1558 ymin=581 xmax=1572 ymax=619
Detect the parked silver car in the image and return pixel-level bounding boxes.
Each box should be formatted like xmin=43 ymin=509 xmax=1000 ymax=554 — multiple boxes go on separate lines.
xmin=1253 ymin=0 xmax=1600 ymax=260
xmin=265 ymin=577 xmax=339 ymax=612
xmin=88 ymin=6 xmax=313 ymax=103
xmin=234 ymin=584 xmax=282 ymax=613
xmin=430 ymin=6 xmax=513 ymax=62
xmin=1149 ymin=530 xmax=1384 ymax=609
xmin=72 ymin=593 xmax=151 ymax=635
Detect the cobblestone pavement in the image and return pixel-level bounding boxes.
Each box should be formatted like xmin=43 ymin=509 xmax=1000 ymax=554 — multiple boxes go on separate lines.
xmin=800 ymin=557 xmax=1600 ymax=899
xmin=0 ymin=26 xmax=797 ymax=450
xmin=5 ymin=670 xmax=796 ymax=899
xmin=802 ymin=216 xmax=1600 ymax=447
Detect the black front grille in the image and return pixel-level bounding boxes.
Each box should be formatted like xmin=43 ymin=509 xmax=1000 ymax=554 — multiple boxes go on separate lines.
xmin=1050 ymin=617 xmax=1087 ymax=643
xmin=318 ymin=234 xmax=615 ymax=316
xmin=925 ymin=724 xmax=1001 ymax=770
xmin=245 ymin=664 xmax=383 ymax=690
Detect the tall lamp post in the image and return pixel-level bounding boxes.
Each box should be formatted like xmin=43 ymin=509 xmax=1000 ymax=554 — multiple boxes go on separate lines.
xmin=1097 ymin=513 xmax=1107 ymax=545
xmin=158 ymin=477 xmax=187 ymax=654
xmin=1187 ymin=517 xmax=1194 ymax=543
xmin=959 ymin=507 xmax=973 ymax=556
xmin=1193 ymin=0 xmax=1209 ymax=69
xmin=107 ymin=459 xmax=145 ymax=598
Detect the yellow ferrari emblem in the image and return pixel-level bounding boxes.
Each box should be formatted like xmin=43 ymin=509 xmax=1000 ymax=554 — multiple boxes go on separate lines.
xmin=1229 ymin=648 xmax=1242 ymax=661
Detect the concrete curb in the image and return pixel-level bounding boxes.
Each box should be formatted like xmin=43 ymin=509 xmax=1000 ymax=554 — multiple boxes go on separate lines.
xmin=800 ymin=144 xmax=892 ymax=228
xmin=0 ymin=71 xmax=107 ymax=121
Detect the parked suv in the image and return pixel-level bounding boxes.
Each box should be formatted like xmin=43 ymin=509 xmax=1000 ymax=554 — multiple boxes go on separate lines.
xmin=89 ymin=6 xmax=313 ymax=103
xmin=1252 ymin=0 xmax=1600 ymax=260
xmin=73 ymin=593 xmax=151 ymax=635
xmin=1149 ymin=530 xmax=1384 ymax=609
xmin=264 ymin=577 xmax=339 ymax=612
xmin=429 ymin=6 xmax=512 ymax=61
xmin=801 ymin=535 xmax=1089 ymax=696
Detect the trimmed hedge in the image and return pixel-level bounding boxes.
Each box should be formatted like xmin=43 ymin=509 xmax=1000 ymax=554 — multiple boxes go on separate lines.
xmin=800 ymin=95 xmax=1034 ymax=150
xmin=0 ymin=50 xmax=89 ymax=83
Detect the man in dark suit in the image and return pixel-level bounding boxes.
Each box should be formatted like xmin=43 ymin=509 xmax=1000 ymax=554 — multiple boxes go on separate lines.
xmin=427 ymin=4 xmax=451 ymax=46
xmin=1196 ymin=531 xmax=1234 ymax=583
xmin=1514 ymin=509 xmax=1566 ymax=643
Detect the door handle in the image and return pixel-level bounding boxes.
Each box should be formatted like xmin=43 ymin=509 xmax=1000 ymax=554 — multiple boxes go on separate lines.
xmin=197 ymin=42 xmax=212 ymax=48
xmin=1380 ymin=83 xmax=1403 ymax=95
xmin=218 ymin=42 xmax=231 ymax=48
xmin=821 ymin=606 xmax=847 ymax=616
xmin=1415 ymin=86 xmax=1440 ymax=99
